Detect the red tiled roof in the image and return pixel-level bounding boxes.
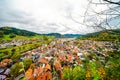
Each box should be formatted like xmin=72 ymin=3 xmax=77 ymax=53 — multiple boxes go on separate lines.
xmin=29 ymin=76 xmax=35 ymax=80
xmin=1 ymin=59 xmax=11 ymax=63
xmin=63 ymin=66 xmax=69 ymax=69
xmin=0 ymin=64 xmax=6 ymax=67
xmin=26 ymin=53 xmax=32 ymax=57
xmin=36 ymin=74 xmax=46 ymax=80
xmin=0 ymin=59 xmax=11 ymax=67
xmin=33 ymin=69 xmax=38 ymax=76
xmin=54 ymin=61 xmax=61 ymax=70
xmin=76 ymin=59 xmax=82 ymax=64
xmin=25 ymin=68 xmax=33 ymax=80
xmin=44 ymin=64 xmax=51 ymax=72
xmin=38 ymin=67 xmax=42 ymax=74
xmin=38 ymin=58 xmax=48 ymax=64
xmin=46 ymin=71 xmax=52 ymax=80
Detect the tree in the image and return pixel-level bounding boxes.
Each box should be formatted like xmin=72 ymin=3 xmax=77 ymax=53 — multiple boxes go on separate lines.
xmin=43 ymin=36 xmax=48 ymax=40
xmin=23 ymin=58 xmax=33 ymax=70
xmin=9 ymin=33 xmax=16 ymax=38
xmin=0 ymin=31 xmax=4 ymax=38
xmin=11 ymin=53 xmax=21 ymax=61
xmin=11 ymin=48 xmax=16 ymax=55
xmin=99 ymin=32 xmax=109 ymax=41
xmin=105 ymin=51 xmax=120 ymax=79
xmin=63 ymin=66 xmax=86 ymax=80
xmin=68 ymin=0 xmax=120 ymax=32
xmin=10 ymin=62 xmax=24 ymax=77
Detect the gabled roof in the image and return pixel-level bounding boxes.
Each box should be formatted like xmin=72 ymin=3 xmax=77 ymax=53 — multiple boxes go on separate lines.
xmin=44 ymin=64 xmax=51 ymax=72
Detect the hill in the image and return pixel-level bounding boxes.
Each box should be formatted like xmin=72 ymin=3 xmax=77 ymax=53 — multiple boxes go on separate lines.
xmin=0 ymin=26 xmax=83 ymax=38
xmin=0 ymin=26 xmax=39 ymax=36
xmin=77 ymin=29 xmax=120 ymax=42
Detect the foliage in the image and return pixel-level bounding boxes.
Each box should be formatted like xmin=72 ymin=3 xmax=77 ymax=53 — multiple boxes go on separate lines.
xmin=10 ymin=62 xmax=24 ymax=77
xmin=63 ymin=66 xmax=86 ymax=80
xmin=11 ymin=52 xmax=21 ymax=61
xmin=23 ymin=58 xmax=33 ymax=70
xmin=0 ymin=30 xmax=4 ymax=38
xmin=9 ymin=33 xmax=16 ymax=38
xmin=0 ymin=53 xmax=5 ymax=60
xmin=105 ymin=51 xmax=120 ymax=80
xmin=77 ymin=29 xmax=120 ymax=42
xmin=0 ymin=26 xmax=39 ymax=36
xmin=62 ymin=52 xmax=118 ymax=80
xmin=0 ymin=36 xmax=54 ymax=60
xmin=30 ymin=64 xmax=35 ymax=70
xmin=20 ymin=77 xmax=27 ymax=80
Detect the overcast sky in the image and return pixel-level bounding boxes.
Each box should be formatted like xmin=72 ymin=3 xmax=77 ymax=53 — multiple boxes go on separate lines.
xmin=0 ymin=0 xmax=111 ymax=34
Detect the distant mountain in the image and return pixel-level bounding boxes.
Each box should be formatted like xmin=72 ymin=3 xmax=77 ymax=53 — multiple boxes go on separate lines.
xmin=41 ymin=33 xmax=83 ymax=38
xmin=0 ymin=26 xmax=83 ymax=38
xmin=78 ymin=29 xmax=120 ymax=41
xmin=42 ymin=33 xmax=62 ymax=38
xmin=64 ymin=34 xmax=83 ymax=38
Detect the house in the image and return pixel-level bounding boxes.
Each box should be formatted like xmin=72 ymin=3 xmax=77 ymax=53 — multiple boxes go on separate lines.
xmin=44 ymin=64 xmax=51 ymax=72
xmin=0 ymin=59 xmax=12 ymax=67
xmin=33 ymin=68 xmax=38 ymax=77
xmin=45 ymin=71 xmax=52 ymax=80
xmin=77 ymin=53 xmax=85 ymax=61
xmin=38 ymin=58 xmax=49 ymax=64
xmin=37 ymin=67 xmax=42 ymax=75
xmin=0 ymin=74 xmax=6 ymax=80
xmin=25 ymin=58 xmax=52 ymax=80
xmin=0 ymin=67 xmax=10 ymax=80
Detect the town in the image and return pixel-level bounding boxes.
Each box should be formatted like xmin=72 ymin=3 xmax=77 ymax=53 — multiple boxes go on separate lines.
xmin=0 ymin=37 xmax=119 ymax=80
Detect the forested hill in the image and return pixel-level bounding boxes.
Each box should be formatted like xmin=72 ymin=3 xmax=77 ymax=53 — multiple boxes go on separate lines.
xmin=78 ymin=29 xmax=120 ymax=42
xmin=0 ymin=27 xmax=39 ymax=36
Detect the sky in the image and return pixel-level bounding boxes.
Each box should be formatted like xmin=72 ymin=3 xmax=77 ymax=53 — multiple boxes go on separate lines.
xmin=0 ymin=0 xmax=116 ymax=34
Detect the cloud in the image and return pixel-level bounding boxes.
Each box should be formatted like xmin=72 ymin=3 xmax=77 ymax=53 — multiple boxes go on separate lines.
xmin=0 ymin=0 xmax=101 ymax=34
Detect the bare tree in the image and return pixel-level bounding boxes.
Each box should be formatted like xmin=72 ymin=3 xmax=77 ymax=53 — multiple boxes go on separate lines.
xmin=70 ymin=0 xmax=120 ymax=31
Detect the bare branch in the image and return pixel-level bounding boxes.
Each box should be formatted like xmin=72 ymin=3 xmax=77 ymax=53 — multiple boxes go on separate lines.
xmin=103 ymin=0 xmax=120 ymax=5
